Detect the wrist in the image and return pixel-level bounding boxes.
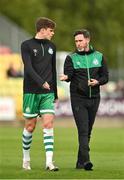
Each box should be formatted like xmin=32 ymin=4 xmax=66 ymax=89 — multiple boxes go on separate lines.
xmin=96 ymin=80 xmax=99 ymax=85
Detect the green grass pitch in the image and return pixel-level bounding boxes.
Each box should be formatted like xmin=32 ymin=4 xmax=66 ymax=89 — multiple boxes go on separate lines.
xmin=0 ymin=120 xmax=124 ymax=179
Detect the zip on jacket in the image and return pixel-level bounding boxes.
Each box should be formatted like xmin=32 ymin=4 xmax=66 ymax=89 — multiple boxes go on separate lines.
xmin=41 ymin=43 xmax=45 ymax=56
xmin=85 ymin=54 xmax=91 ymax=98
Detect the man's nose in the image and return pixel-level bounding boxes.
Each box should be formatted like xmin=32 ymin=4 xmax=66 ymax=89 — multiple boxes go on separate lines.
xmin=77 ymin=42 xmax=80 ymax=46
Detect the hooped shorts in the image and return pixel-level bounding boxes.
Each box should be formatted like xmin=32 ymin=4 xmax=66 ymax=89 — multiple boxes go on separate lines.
xmin=23 ymin=93 xmax=55 ymax=119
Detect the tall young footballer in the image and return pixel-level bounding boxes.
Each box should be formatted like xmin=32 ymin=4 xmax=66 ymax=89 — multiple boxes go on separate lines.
xmin=21 ymin=17 xmax=58 ymax=171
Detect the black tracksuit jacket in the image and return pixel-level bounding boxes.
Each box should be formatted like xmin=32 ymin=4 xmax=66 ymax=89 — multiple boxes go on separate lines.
xmin=21 ymin=38 xmax=58 ymax=99
xmin=64 ymin=48 xmax=109 ymax=98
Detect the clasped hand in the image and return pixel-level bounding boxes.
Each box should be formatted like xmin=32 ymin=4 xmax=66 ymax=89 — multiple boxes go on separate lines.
xmin=59 ymin=74 xmax=68 ymax=81
xmin=42 ymin=81 xmax=50 ymax=90
xmin=88 ymin=79 xmax=99 ymax=86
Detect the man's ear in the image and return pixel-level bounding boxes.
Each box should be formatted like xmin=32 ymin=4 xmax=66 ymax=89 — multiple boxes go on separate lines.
xmin=40 ymin=28 xmax=45 ymax=33
xmin=87 ymin=38 xmax=90 ymax=44
xmin=86 ymin=38 xmax=90 ymax=47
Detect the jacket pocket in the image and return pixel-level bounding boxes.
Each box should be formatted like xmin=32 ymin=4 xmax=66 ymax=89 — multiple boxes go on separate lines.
xmin=91 ymin=86 xmax=100 ymax=97
xmin=77 ymin=82 xmax=89 ymax=96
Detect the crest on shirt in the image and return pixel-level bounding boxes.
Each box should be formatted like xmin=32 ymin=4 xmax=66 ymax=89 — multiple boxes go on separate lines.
xmin=93 ymin=58 xmax=99 ymax=65
xmin=33 ymin=49 xmax=38 ymax=56
xmin=48 ymin=47 xmax=53 ymax=54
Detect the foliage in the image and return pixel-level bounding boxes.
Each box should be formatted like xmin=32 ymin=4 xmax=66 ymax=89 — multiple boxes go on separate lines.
xmin=0 ymin=0 xmax=124 ymax=68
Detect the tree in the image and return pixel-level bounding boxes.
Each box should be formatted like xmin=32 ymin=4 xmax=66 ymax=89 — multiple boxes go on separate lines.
xmin=0 ymin=0 xmax=124 ymax=69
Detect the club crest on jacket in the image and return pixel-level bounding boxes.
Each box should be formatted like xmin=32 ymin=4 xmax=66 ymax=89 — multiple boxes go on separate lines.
xmin=48 ymin=47 xmax=53 ymax=54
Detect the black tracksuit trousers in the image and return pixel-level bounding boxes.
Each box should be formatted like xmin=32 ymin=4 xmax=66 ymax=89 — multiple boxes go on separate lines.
xmin=71 ymin=94 xmax=100 ymax=165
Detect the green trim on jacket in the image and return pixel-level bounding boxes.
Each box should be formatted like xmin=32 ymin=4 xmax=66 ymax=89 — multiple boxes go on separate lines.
xmin=70 ymin=51 xmax=103 ymax=69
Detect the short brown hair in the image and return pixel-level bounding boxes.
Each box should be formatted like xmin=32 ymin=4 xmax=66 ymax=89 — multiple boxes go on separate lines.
xmin=73 ymin=29 xmax=90 ymax=38
xmin=35 ymin=17 xmax=56 ymax=32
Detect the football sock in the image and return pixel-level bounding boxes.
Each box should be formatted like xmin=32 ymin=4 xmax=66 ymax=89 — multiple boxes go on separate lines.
xmin=43 ymin=128 xmax=54 ymax=165
xmin=22 ymin=128 xmax=32 ymax=162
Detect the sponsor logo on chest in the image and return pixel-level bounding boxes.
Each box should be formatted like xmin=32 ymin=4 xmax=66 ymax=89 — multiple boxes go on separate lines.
xmin=33 ymin=49 xmax=38 ymax=56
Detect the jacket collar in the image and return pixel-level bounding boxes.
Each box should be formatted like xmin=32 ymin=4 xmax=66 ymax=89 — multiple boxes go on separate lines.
xmin=75 ymin=45 xmax=95 ymax=55
xmin=33 ymin=37 xmax=50 ymax=44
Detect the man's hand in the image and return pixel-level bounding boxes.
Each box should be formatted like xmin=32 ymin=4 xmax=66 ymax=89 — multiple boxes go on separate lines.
xmin=60 ymin=74 xmax=68 ymax=81
xmin=42 ymin=82 xmax=50 ymax=90
xmin=88 ymin=79 xmax=99 ymax=87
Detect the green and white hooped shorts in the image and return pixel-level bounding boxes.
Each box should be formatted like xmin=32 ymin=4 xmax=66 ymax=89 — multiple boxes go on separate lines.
xmin=23 ymin=93 xmax=55 ymax=119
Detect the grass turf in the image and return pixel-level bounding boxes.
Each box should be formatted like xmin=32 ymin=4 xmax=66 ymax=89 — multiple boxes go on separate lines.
xmin=0 ymin=122 xmax=124 ymax=179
